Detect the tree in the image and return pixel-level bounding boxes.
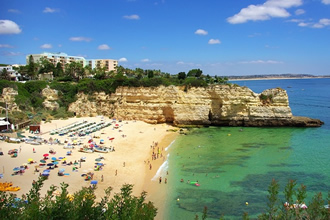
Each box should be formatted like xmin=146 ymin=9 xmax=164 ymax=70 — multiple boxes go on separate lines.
xmin=38 ymin=57 xmax=55 ymax=74
xmin=187 ymin=69 xmax=203 ymax=78
xmin=27 ymin=55 xmax=38 ymax=80
xmin=0 ymin=68 xmax=10 ymax=80
xmin=65 ymin=62 xmax=85 ymax=81
xmin=147 ymin=70 xmax=154 ymax=79
xmin=0 ymin=177 xmax=158 ymax=220
xmin=53 ymin=62 xmax=64 ymax=78
xmin=178 ymin=72 xmax=186 ymax=80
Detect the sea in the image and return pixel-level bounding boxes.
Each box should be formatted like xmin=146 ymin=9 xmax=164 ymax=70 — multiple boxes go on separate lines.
xmin=154 ymin=78 xmax=330 ymax=220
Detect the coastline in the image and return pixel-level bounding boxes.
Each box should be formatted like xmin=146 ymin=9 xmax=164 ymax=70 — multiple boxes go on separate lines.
xmin=0 ymin=117 xmax=179 ymax=218
xmin=229 ymin=76 xmax=330 ymax=81
xmin=142 ymin=132 xmax=179 ymax=220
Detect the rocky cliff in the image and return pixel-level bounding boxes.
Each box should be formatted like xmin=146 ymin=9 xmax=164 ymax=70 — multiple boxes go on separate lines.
xmin=68 ymin=85 xmax=323 ymax=127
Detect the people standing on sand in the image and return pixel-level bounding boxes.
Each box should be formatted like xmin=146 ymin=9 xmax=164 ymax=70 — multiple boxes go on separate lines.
xmin=149 ymin=164 xmax=152 ymax=170
xmin=123 ymin=162 xmax=125 ymax=167
xmin=115 ymin=170 xmax=117 ymax=176
xmin=33 ymin=148 xmax=36 ymax=153
xmin=101 ymin=175 xmax=104 ymax=182
xmin=159 ymin=177 xmax=162 ymax=184
xmin=19 ymin=146 xmax=21 ymax=153
xmin=165 ymin=178 xmax=167 ymax=184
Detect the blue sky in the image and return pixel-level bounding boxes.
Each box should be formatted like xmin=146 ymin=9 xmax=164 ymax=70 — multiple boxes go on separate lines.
xmin=1 ymin=0 xmax=330 ymax=76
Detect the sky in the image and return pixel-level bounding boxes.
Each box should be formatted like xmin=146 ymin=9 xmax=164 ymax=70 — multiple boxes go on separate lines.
xmin=1 ymin=0 xmax=330 ymax=76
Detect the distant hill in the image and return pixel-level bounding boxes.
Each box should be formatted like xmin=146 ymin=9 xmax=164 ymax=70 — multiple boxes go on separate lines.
xmin=227 ymin=74 xmax=330 ymax=80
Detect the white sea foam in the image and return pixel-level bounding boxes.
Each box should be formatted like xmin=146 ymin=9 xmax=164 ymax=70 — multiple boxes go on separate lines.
xmin=151 ymin=140 xmax=175 ymax=181
xmin=151 ymin=160 xmax=168 ymax=181
xmin=165 ymin=139 xmax=175 ymax=151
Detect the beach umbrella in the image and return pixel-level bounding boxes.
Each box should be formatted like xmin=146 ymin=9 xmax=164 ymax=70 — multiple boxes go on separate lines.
xmin=43 ymin=154 xmax=49 ymax=157
xmin=59 ymin=168 xmax=65 ymax=173
xmin=40 ymin=159 xmax=46 ymax=163
xmin=90 ymin=180 xmax=98 ymax=185
xmin=96 ymin=163 xmax=103 ymax=166
xmin=62 ymin=158 xmax=67 ymax=161
xmin=28 ymin=158 xmax=34 ymax=162
xmin=47 ymin=163 xmax=54 ymax=167
xmin=109 ymin=137 xmax=114 ymax=140
xmin=43 ymin=169 xmax=50 ymax=173
xmin=95 ymin=158 xmax=101 ymax=162
xmin=67 ymin=151 xmax=71 ymax=154
xmin=42 ymin=172 xmax=49 ymax=176
xmin=51 ymin=157 xmax=57 ymax=161
xmin=13 ymin=167 xmax=20 ymax=171
xmin=53 ymin=161 xmax=59 ymax=165
xmin=58 ymin=157 xmax=64 ymax=160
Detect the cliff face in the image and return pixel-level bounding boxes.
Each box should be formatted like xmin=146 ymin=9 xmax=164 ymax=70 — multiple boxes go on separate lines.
xmin=0 ymin=87 xmax=20 ymax=113
xmin=41 ymin=86 xmax=60 ymax=111
xmin=68 ymin=85 xmax=323 ymax=127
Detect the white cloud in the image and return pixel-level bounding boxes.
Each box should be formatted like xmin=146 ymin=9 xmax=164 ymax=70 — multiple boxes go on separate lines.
xmin=298 ymin=18 xmax=330 ymax=28
xmin=320 ymin=18 xmax=330 ymax=26
xmin=8 ymin=9 xmax=20 ymax=13
xmin=123 ymin=14 xmax=140 ymax=20
xmin=195 ymin=29 xmax=208 ymax=35
xmin=287 ymin=18 xmax=304 ymax=23
xmin=0 ymin=20 xmax=22 ymax=34
xmin=227 ymin=0 xmax=302 ymax=24
xmin=295 ymin=9 xmax=305 ymax=15
xmin=240 ymin=60 xmax=283 ymax=64
xmin=43 ymin=7 xmax=58 ymax=13
xmin=141 ymin=58 xmax=150 ymax=62
xmin=208 ymin=39 xmax=221 ymax=44
xmin=2 ymin=51 xmax=23 ymax=56
xmin=98 ymin=44 xmax=111 ymax=50
xmin=40 ymin=44 xmax=52 ymax=49
xmin=69 ymin=37 xmax=92 ymax=42
xmin=176 ymin=61 xmax=199 ymax=67
xmin=119 ymin=57 xmax=128 ymax=62
xmin=322 ymin=0 xmax=330 ymax=5
xmin=0 ymin=44 xmax=14 ymax=48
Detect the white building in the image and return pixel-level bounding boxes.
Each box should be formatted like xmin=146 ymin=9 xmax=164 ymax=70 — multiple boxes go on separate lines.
xmin=26 ymin=52 xmax=118 ymax=72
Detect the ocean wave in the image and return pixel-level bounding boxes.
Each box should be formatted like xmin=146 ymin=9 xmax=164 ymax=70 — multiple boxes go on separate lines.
xmin=165 ymin=139 xmax=176 ymax=151
xmin=151 ymin=160 xmax=168 ymax=181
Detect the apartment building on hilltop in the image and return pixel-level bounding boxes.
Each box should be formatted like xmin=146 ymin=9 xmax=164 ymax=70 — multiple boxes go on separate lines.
xmin=26 ymin=52 xmax=118 ymax=72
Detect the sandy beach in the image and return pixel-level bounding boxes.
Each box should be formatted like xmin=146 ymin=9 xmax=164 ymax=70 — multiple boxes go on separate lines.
xmin=0 ymin=117 xmax=179 ymax=218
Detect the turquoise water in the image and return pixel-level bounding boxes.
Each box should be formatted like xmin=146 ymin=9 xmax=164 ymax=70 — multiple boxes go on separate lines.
xmin=162 ymin=78 xmax=330 ymax=219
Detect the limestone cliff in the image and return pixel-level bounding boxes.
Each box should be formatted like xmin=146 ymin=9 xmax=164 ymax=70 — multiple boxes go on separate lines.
xmin=0 ymin=87 xmax=20 ymax=113
xmin=41 ymin=86 xmax=60 ymax=111
xmin=68 ymin=85 xmax=323 ymax=127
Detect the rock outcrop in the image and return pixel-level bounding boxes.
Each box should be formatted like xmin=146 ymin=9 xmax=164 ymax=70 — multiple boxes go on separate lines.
xmin=0 ymin=87 xmax=20 ymax=113
xmin=68 ymin=85 xmax=324 ymax=127
xmin=41 ymin=86 xmax=59 ymax=111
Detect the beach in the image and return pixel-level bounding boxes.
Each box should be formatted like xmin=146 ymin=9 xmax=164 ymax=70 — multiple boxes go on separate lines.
xmin=0 ymin=117 xmax=179 ymax=218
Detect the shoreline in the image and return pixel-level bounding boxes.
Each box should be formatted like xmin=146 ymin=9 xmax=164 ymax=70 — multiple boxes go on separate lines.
xmin=229 ymin=76 xmax=330 ymax=81
xmin=0 ymin=117 xmax=179 ymax=218
xmin=142 ymin=133 xmax=179 ymax=220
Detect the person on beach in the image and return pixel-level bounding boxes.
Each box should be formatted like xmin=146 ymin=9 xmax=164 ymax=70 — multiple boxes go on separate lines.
xmin=149 ymin=164 xmax=152 ymax=170
xmin=165 ymin=178 xmax=167 ymax=184
xmin=159 ymin=177 xmax=162 ymax=184
xmin=101 ymin=175 xmax=104 ymax=182
xmin=115 ymin=170 xmax=117 ymax=176
xmin=33 ymin=148 xmax=36 ymax=153
xmin=123 ymin=162 xmax=125 ymax=167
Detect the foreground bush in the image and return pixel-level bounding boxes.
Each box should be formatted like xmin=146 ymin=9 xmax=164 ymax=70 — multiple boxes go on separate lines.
xmin=0 ymin=177 xmax=157 ymax=220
